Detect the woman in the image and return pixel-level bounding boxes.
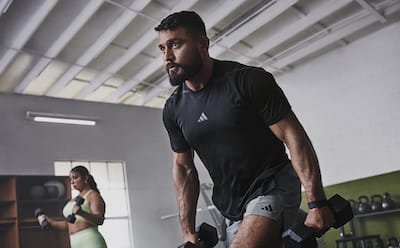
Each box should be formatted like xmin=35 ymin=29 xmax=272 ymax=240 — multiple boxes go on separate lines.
xmin=37 ymin=166 xmax=107 ymax=248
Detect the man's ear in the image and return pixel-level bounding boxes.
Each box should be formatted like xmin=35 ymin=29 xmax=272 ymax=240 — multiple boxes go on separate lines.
xmin=199 ymin=35 xmax=209 ymax=50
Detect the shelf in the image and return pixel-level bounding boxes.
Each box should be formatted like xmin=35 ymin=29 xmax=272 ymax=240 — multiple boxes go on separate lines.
xmin=18 ymin=199 xmax=67 ymax=204
xmin=19 ymin=217 xmax=65 ymax=224
xmin=354 ymin=208 xmax=400 ymax=218
xmin=0 ymin=201 xmax=16 ymax=206
xmin=0 ymin=223 xmax=16 ymax=232
xmin=0 ymin=218 xmax=17 ymax=225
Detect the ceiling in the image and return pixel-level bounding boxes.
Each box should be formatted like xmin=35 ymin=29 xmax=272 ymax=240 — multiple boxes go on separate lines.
xmin=0 ymin=0 xmax=399 ymax=109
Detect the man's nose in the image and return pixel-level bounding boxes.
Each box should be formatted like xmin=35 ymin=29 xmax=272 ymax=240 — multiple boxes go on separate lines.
xmin=163 ymin=47 xmax=175 ymax=62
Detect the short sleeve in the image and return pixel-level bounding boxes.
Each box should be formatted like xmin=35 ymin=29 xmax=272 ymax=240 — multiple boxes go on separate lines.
xmin=162 ymin=101 xmax=191 ymax=153
xmin=242 ymin=68 xmax=291 ymax=125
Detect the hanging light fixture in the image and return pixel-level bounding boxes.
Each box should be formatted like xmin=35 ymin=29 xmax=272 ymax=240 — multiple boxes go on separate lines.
xmin=26 ymin=111 xmax=96 ymax=126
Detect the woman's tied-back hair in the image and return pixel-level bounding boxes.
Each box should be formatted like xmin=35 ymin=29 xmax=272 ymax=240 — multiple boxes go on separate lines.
xmin=71 ymin=165 xmax=100 ymax=194
xmin=154 ymin=11 xmax=206 ymax=37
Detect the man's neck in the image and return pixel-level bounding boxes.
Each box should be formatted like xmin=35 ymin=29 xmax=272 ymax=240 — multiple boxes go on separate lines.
xmin=184 ymin=57 xmax=214 ymax=91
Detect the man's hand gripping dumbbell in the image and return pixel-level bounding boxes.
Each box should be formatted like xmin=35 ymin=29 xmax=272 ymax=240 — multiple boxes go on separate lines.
xmin=283 ymin=194 xmax=354 ymax=248
xmin=178 ymin=223 xmax=219 ymax=248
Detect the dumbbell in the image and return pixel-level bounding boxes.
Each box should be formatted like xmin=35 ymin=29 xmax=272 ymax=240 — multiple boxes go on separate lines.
xmin=178 ymin=223 xmax=219 ymax=248
xmin=66 ymin=196 xmax=85 ymax=223
xmin=34 ymin=208 xmax=49 ymax=230
xmin=282 ymin=194 xmax=354 ymax=248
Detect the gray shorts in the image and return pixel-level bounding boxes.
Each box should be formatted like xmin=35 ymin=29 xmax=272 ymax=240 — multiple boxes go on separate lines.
xmin=225 ymin=163 xmax=301 ymax=246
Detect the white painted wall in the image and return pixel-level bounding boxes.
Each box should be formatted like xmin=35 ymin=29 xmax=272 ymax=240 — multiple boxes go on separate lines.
xmin=276 ymin=21 xmax=400 ymax=186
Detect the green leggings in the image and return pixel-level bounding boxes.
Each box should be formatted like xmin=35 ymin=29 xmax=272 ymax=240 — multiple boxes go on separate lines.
xmin=70 ymin=227 xmax=107 ymax=248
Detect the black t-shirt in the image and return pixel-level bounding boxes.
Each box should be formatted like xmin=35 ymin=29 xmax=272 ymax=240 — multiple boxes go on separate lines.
xmin=162 ymin=60 xmax=291 ymax=220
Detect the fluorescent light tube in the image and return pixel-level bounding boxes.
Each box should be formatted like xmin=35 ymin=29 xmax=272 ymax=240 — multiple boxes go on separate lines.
xmin=33 ymin=116 xmax=96 ymax=126
xmin=27 ymin=111 xmax=96 ymax=126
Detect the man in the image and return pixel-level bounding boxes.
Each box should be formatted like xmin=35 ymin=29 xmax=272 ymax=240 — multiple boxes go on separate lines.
xmin=155 ymin=11 xmax=335 ymax=247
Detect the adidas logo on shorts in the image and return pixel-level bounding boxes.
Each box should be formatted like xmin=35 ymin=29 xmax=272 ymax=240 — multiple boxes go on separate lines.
xmin=261 ymin=204 xmax=273 ymax=212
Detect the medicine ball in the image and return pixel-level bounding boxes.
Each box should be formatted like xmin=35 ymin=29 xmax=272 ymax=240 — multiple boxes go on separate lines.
xmin=43 ymin=180 xmax=66 ymax=199
xmin=30 ymin=185 xmax=47 ymax=200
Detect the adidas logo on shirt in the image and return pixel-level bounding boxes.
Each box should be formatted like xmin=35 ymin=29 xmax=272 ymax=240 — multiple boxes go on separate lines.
xmin=197 ymin=112 xmax=208 ymax=123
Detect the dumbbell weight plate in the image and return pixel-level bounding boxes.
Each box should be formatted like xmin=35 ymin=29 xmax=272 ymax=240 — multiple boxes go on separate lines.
xmin=197 ymin=223 xmax=218 ymax=247
xmin=328 ymin=194 xmax=354 ymax=228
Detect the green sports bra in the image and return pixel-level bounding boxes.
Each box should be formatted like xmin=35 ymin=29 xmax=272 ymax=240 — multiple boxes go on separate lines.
xmin=63 ymin=189 xmax=93 ymax=221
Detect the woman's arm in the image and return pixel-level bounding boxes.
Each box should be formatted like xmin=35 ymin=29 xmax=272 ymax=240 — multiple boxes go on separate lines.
xmin=37 ymin=215 xmax=68 ymax=230
xmin=73 ymin=192 xmax=105 ymax=225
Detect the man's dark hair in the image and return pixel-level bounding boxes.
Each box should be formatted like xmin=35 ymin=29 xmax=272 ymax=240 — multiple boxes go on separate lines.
xmin=154 ymin=11 xmax=206 ymax=37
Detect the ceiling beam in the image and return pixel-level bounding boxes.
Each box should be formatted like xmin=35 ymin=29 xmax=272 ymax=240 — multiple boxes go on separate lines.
xmin=385 ymin=0 xmax=400 ymax=14
xmin=140 ymin=78 xmax=170 ymax=105
xmin=77 ymin=0 xmax=151 ymax=66
xmin=0 ymin=0 xmax=13 ymax=16
xmin=75 ymin=0 xmax=200 ymax=100
xmin=266 ymin=0 xmax=399 ymax=69
xmin=0 ymin=0 xmax=58 ymax=75
xmin=247 ymin=0 xmax=353 ymax=58
xmin=211 ymin=0 xmax=297 ymax=56
xmin=355 ymin=0 xmax=387 ymax=23
xmin=108 ymin=56 xmax=163 ymax=102
xmin=269 ymin=12 xmax=378 ymax=68
xmin=110 ymin=0 xmax=250 ymax=103
xmin=46 ymin=0 xmax=151 ymax=97
xmin=14 ymin=0 xmax=104 ymax=93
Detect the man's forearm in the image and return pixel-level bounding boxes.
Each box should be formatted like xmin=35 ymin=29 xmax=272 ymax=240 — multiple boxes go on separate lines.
xmin=270 ymin=111 xmax=334 ymax=230
xmin=173 ymin=162 xmax=200 ymax=239
xmin=289 ymin=131 xmax=326 ymax=202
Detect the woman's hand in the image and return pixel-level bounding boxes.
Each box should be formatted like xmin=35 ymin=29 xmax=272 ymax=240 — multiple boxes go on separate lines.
xmin=37 ymin=214 xmax=47 ymax=225
xmin=72 ymin=204 xmax=82 ymax=215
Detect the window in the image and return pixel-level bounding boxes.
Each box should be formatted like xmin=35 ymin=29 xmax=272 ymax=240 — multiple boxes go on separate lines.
xmin=54 ymin=160 xmax=133 ymax=248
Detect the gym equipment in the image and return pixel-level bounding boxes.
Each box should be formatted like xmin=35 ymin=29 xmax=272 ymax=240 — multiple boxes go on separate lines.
xmin=177 ymin=223 xmax=219 ymax=248
xmin=387 ymin=237 xmax=399 ymax=248
xmin=30 ymin=185 xmax=47 ymax=200
xmin=282 ymin=194 xmax=354 ymax=248
xmin=66 ymin=196 xmax=85 ymax=223
xmin=370 ymin=195 xmax=383 ymax=212
xmin=43 ymin=180 xmax=66 ymax=199
xmin=34 ymin=208 xmax=49 ymax=230
xmin=357 ymin=195 xmax=371 ymax=214
xmin=382 ymin=192 xmax=395 ymax=210
xmin=346 ymin=199 xmax=357 ymax=213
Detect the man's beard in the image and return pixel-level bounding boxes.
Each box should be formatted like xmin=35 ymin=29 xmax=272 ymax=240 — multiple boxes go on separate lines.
xmin=167 ymin=50 xmax=202 ymax=86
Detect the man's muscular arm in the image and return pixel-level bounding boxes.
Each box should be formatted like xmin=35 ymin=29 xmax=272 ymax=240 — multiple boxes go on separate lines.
xmin=173 ymin=149 xmax=200 ymax=244
xmin=269 ymin=111 xmax=335 ymax=230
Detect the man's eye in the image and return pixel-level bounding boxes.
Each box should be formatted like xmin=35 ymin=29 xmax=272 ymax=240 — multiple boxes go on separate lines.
xmin=172 ymin=42 xmax=181 ymax=48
